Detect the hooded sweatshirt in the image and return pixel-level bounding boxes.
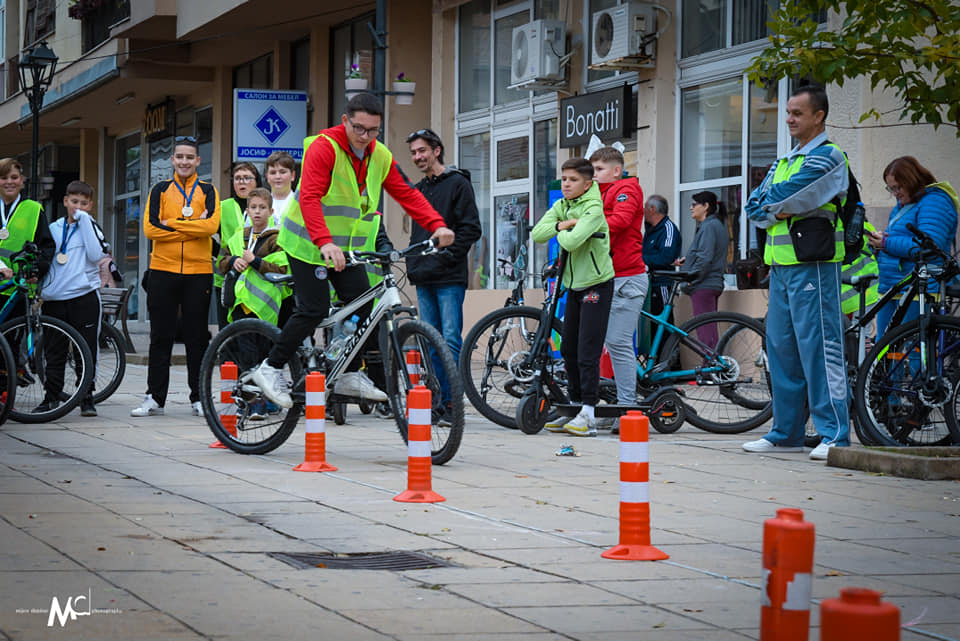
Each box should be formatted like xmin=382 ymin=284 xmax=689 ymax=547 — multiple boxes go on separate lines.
xmin=531 ymin=182 xmax=614 ymax=291
xmin=407 ymin=166 xmax=482 ymax=286
xmin=298 ymin=124 xmax=445 ymax=249
xmin=597 ymin=177 xmax=646 ymax=277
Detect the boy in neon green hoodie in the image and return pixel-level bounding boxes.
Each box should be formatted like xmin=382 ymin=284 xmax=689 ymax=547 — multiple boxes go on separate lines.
xmin=532 ymin=157 xmax=615 ymax=436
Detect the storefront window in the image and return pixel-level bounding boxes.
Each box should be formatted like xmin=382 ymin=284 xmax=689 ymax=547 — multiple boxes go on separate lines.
xmin=680 ymin=77 xmax=742 ymax=183
xmin=677 ymin=185 xmax=739 ymax=274
xmin=115 ymin=133 xmax=141 ymax=320
xmin=459 ymin=1 xmax=491 ymax=112
xmin=586 ymin=0 xmax=618 ymax=83
xmin=494 ymin=10 xmax=528 ymax=105
xmin=330 ymin=13 xmax=375 ymax=125
xmin=460 ymin=132 xmax=491 ymax=290
xmin=532 ymin=118 xmax=557 ymax=275
xmin=494 ymin=193 xmax=529 ymax=289
xmin=496 ymin=136 xmax=529 ymax=181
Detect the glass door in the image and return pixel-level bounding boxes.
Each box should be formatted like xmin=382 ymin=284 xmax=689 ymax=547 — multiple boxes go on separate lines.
xmin=491 ymin=124 xmax=532 ymax=290
xmin=115 ymin=133 xmax=141 ymax=320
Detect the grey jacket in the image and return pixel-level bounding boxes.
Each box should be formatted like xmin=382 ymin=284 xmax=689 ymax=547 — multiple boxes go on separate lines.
xmin=684 ymin=214 xmax=727 ymax=292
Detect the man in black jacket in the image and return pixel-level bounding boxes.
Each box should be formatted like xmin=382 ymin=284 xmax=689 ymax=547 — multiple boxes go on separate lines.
xmin=406 ymin=128 xmax=482 ymax=404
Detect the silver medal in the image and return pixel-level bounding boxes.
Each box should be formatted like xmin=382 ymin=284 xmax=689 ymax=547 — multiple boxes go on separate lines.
xmin=182 ymin=206 xmax=194 ymax=217
xmin=0 ymin=228 xmax=9 ymax=240
xmin=56 ymin=252 xmax=68 ymax=265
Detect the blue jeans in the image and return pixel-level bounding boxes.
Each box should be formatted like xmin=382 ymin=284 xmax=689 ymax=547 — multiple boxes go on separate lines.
xmin=417 ymin=285 xmax=466 ymax=403
xmin=765 ymin=262 xmax=850 ymax=446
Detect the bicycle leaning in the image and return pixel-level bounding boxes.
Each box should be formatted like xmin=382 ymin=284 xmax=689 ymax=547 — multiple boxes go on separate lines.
xmin=198 ymin=239 xmax=465 ymax=465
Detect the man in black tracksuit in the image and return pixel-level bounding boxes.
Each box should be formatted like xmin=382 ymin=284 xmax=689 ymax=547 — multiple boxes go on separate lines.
xmin=406 ymin=128 xmax=482 ymax=409
xmin=642 ymin=194 xmax=682 ymax=325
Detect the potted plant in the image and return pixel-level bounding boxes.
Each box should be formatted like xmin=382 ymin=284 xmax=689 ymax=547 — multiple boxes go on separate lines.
xmin=393 ymin=72 xmax=415 ymax=105
xmin=345 ymin=64 xmax=367 ymax=95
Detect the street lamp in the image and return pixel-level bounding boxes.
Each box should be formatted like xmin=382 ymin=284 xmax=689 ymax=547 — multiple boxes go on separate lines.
xmin=18 ymin=41 xmax=58 ymax=201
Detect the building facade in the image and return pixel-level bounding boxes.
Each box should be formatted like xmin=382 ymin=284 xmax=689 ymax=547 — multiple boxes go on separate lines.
xmin=0 ymin=0 xmax=956 ymax=327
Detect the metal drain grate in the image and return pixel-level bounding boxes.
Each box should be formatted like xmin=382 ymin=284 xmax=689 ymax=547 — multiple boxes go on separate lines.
xmin=268 ymin=551 xmax=454 ymax=571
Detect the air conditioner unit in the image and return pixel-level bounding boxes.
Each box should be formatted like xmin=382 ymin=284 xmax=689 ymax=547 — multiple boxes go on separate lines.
xmin=511 ymin=19 xmax=566 ymax=85
xmin=591 ymin=2 xmax=657 ymax=66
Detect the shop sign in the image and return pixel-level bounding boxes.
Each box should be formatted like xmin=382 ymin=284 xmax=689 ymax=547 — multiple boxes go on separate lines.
xmin=233 ymin=90 xmax=308 ymax=161
xmin=559 ymin=85 xmax=631 ymax=148
xmin=143 ymin=99 xmax=174 ymax=142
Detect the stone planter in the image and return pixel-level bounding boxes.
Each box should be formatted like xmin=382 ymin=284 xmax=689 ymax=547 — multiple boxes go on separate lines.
xmin=393 ymin=81 xmax=415 ymax=105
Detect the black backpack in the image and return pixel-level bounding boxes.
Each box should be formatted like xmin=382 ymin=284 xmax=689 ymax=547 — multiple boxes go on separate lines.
xmin=823 ymin=141 xmax=866 ymax=265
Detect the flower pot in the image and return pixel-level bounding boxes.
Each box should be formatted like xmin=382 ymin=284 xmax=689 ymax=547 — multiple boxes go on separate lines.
xmin=345 ymin=78 xmax=368 ymax=96
xmin=393 ymin=81 xmax=415 ymax=105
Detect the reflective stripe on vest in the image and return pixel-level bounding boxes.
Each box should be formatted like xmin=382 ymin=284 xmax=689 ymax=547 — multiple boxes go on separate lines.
xmin=840 ymin=222 xmax=879 ymax=314
xmin=764 ymin=148 xmax=846 ymax=266
xmin=225 ymin=228 xmax=289 ymax=325
xmin=215 ymin=198 xmax=245 ymax=289
xmin=277 ymin=134 xmax=389 ymax=265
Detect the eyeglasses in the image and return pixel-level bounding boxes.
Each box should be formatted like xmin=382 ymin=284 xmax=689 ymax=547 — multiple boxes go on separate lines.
xmin=175 ymin=135 xmax=198 ymax=144
xmin=347 ymin=117 xmax=381 ymax=137
xmin=406 ymin=128 xmax=441 ymax=144
xmin=884 ymin=184 xmax=903 ymax=195
xmin=234 ymin=175 xmax=256 ymax=183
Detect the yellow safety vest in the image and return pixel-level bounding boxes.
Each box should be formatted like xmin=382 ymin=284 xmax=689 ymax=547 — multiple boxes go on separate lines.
xmin=839 ymin=221 xmax=879 ymax=315
xmin=0 ymin=199 xmax=42 ymax=297
xmin=764 ymin=147 xmax=846 ymax=266
xmin=277 ymin=134 xmax=389 ymax=265
xmin=225 ymin=227 xmax=290 ymax=325
xmin=215 ymin=198 xmax=245 ymax=289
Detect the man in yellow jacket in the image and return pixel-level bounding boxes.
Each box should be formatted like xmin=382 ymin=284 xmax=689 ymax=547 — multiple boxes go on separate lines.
xmin=132 ymin=136 xmax=221 ymax=418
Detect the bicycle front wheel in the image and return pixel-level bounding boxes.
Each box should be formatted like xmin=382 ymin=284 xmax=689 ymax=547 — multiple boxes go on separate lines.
xmin=199 ymin=318 xmax=303 ymax=454
xmin=0 ymin=330 xmax=16 ymax=426
xmin=854 ymin=316 xmax=960 ymax=446
xmin=3 ymin=315 xmax=94 ymax=423
xmin=385 ymin=319 xmax=464 ymax=465
xmin=459 ymin=305 xmax=563 ymax=429
xmin=659 ymin=312 xmax=772 ymax=434
xmin=92 ymin=323 xmax=126 ymax=404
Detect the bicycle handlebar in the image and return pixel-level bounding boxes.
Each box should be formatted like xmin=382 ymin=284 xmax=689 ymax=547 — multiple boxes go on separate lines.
xmin=906 ymin=223 xmax=949 ymax=261
xmin=348 ymin=238 xmax=437 ymax=267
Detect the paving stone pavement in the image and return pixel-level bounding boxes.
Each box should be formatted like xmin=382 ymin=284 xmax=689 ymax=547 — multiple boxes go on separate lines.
xmin=0 ymin=358 xmax=958 ymax=641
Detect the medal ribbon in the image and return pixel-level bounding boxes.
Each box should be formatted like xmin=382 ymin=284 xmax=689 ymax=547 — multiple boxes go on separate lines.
xmin=60 ymin=220 xmax=79 ymax=254
xmin=247 ymin=230 xmax=261 ymax=252
xmin=0 ymin=195 xmax=21 ymax=233
xmin=172 ymin=175 xmax=200 ymax=214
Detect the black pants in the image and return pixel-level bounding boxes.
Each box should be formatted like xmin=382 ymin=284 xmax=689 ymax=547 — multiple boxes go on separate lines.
xmin=648 ymin=282 xmax=675 ymax=327
xmin=146 ymin=270 xmax=212 ymax=405
xmin=42 ymin=290 xmax=101 ymax=402
xmin=268 ymin=256 xmax=373 ymax=369
xmin=560 ymin=279 xmax=614 ymax=406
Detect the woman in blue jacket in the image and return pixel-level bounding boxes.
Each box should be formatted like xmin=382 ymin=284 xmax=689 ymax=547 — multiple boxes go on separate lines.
xmin=867 ymin=156 xmax=959 ymax=336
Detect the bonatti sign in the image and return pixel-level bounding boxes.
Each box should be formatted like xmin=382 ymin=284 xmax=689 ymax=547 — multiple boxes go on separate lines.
xmin=560 ymin=85 xmax=631 ymax=148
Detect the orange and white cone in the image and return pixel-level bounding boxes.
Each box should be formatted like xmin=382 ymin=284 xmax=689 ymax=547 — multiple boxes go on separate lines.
xmin=293 ymin=373 xmax=338 ymax=472
xmin=210 ymin=361 xmax=238 ymax=449
xmin=405 ymin=350 xmax=421 ymax=385
xmin=394 ymin=385 xmax=444 ymax=503
xmin=602 ymin=410 xmax=668 ymax=561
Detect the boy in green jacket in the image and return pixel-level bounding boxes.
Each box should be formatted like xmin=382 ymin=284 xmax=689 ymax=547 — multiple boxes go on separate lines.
xmin=532 ymin=157 xmax=615 ymax=436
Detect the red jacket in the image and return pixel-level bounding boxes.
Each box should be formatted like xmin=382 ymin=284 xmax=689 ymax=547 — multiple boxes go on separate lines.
xmin=598 ymin=178 xmax=646 ymax=277
xmin=299 ymin=124 xmax=445 ymax=248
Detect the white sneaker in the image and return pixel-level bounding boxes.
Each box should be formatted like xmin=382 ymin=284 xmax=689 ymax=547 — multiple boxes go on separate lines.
xmin=191 ymin=401 xmax=204 ymax=417
xmin=809 ymin=441 xmax=835 ymax=460
xmin=131 ymin=395 xmax=163 ymax=417
xmin=250 ymin=360 xmax=293 ymax=408
xmin=563 ymin=411 xmax=597 ymax=437
xmin=334 ymin=371 xmax=388 ymax=402
xmin=544 ymin=415 xmax=572 ymax=433
xmin=742 ymin=438 xmax=802 ymax=453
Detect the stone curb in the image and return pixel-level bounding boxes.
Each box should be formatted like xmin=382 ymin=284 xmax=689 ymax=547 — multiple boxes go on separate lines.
xmin=827 ymin=445 xmax=960 ymax=480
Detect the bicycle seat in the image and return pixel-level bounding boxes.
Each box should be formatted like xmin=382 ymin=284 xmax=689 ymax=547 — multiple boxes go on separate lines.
xmin=649 ymin=269 xmax=700 ymax=283
xmin=841 ymin=273 xmax=878 ymax=289
xmin=264 ymin=272 xmax=294 ymax=285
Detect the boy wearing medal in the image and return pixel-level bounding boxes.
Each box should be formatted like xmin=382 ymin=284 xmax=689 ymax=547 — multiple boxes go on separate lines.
xmin=39 ymin=181 xmax=107 ymax=416
xmin=264 ymin=151 xmax=297 ymax=227
xmin=132 ymin=136 xmax=221 ymax=418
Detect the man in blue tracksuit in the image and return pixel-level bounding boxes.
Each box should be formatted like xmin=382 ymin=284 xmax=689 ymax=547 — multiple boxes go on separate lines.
xmin=742 ymin=84 xmax=850 ymax=461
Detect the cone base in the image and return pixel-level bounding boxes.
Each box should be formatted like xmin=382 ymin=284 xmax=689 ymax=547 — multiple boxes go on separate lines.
xmin=393 ymin=489 xmax=446 ymax=503
xmin=209 ymin=441 xmax=228 ymax=449
xmin=601 ymin=544 xmax=669 ymax=561
xmin=293 ymin=461 xmax=338 ymax=472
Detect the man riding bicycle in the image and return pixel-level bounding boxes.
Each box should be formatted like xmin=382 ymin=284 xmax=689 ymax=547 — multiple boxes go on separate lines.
xmin=252 ymin=93 xmax=454 ymax=408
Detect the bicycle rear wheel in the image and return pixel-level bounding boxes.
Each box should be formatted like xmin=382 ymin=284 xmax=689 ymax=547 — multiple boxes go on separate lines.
xmin=92 ymin=323 xmax=126 ymax=404
xmin=385 ymin=319 xmax=464 ymax=465
xmin=0 ymin=331 xmax=16 ymax=426
xmin=459 ymin=305 xmax=563 ymax=429
xmin=3 ymin=315 xmax=94 ymax=423
xmin=659 ymin=312 xmax=772 ymax=434
xmin=854 ymin=316 xmax=960 ymax=446
xmin=199 ymin=319 xmax=303 ymax=454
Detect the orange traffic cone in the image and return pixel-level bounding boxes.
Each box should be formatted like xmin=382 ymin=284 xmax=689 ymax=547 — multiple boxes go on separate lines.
xmin=820 ymin=587 xmax=899 ymax=641
xmin=405 ymin=349 xmax=421 ymax=385
xmin=210 ymin=361 xmax=238 ymax=449
xmin=602 ymin=410 xmax=668 ymax=561
xmin=293 ymin=373 xmax=337 ymax=472
xmin=761 ymin=508 xmax=814 ymax=641
xmin=394 ymin=385 xmax=444 ymax=503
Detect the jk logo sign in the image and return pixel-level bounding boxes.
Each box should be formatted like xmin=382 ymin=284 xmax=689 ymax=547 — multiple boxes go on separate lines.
xmin=234 ymin=90 xmax=308 ymax=161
